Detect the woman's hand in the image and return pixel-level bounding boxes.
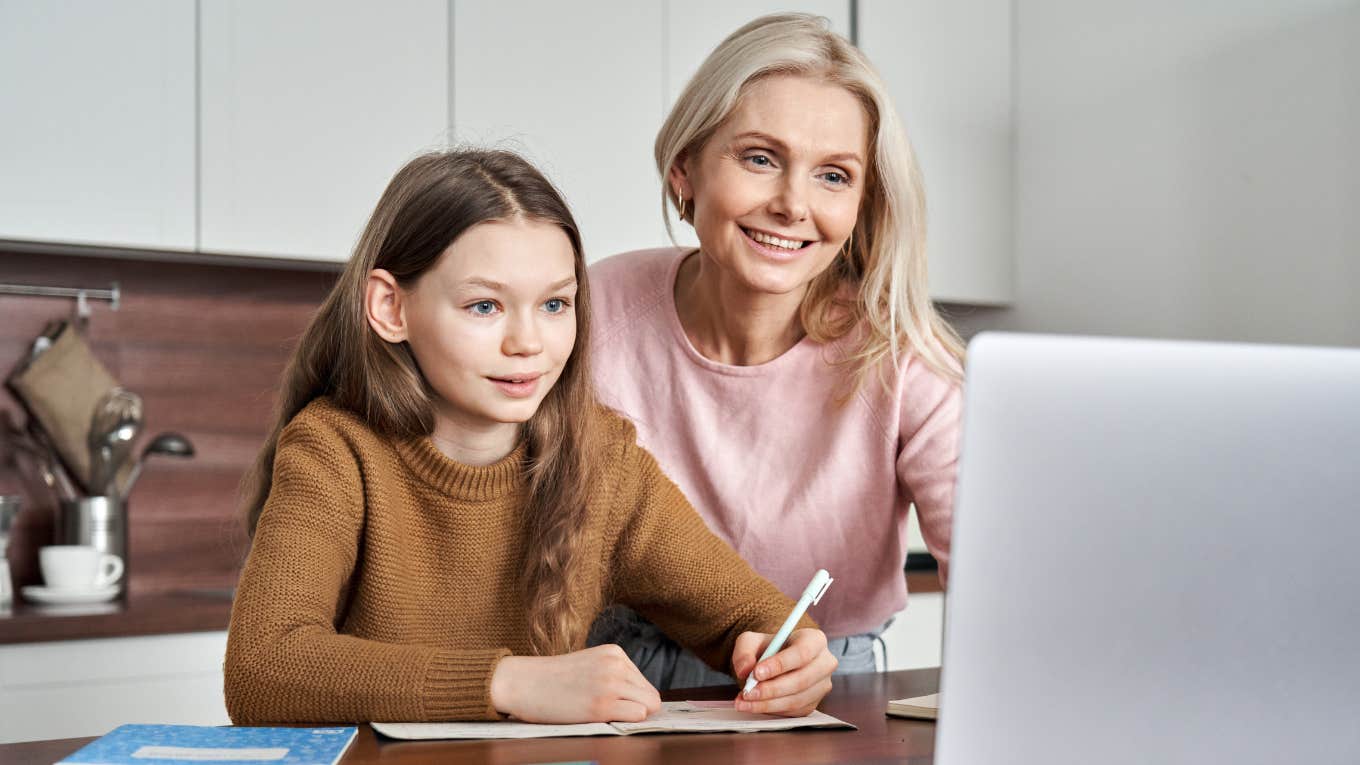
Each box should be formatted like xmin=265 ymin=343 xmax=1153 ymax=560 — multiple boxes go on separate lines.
xmin=730 ymin=628 xmax=837 ymax=716
xmin=489 ymin=644 xmax=661 ymax=723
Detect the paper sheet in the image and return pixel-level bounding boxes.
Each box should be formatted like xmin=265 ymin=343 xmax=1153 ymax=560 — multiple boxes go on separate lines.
xmin=371 ymin=720 xmax=617 ymax=740
xmin=371 ymin=701 xmax=855 ymax=740
xmin=610 ymin=701 xmax=855 ymax=734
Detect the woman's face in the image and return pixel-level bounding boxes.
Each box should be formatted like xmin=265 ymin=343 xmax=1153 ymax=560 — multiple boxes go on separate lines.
xmin=675 ymin=74 xmax=869 ymax=298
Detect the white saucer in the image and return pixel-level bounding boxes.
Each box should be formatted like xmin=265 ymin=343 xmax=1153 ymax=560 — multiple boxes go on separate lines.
xmin=21 ymin=585 xmax=121 ymax=605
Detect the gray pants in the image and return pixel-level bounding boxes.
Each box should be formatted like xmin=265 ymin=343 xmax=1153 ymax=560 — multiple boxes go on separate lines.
xmin=586 ymin=606 xmax=887 ymax=690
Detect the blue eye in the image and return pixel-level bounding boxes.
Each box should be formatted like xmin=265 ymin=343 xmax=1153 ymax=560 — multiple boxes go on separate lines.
xmin=543 ymin=298 xmax=568 ymax=314
xmin=745 ymin=153 xmax=773 ymax=168
xmin=470 ymin=300 xmax=497 ymax=316
xmin=822 ymin=171 xmax=850 ymax=186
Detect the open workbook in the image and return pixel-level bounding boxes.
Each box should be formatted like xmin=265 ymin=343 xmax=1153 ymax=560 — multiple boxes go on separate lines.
xmin=372 ymin=701 xmax=855 ymax=740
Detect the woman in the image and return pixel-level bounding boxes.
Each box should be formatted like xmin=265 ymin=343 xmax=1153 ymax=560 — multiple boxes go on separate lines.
xmin=587 ymin=13 xmax=964 ymax=689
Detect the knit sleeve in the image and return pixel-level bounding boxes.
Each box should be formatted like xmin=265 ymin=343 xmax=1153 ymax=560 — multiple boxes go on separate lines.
xmin=606 ymin=434 xmax=816 ymax=675
xmin=224 ymin=410 xmax=509 ymax=724
xmin=896 ymin=359 xmax=964 ymax=588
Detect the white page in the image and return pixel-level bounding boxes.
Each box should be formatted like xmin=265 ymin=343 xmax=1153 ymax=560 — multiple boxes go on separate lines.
xmin=371 ymin=720 xmax=618 ymax=740
xmin=371 ymin=701 xmax=855 ymax=740
xmin=611 ymin=701 xmax=854 ymax=734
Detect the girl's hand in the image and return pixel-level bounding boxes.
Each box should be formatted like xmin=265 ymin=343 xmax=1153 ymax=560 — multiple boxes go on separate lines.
xmin=730 ymin=628 xmax=837 ymax=716
xmin=489 ymin=644 xmax=661 ymax=723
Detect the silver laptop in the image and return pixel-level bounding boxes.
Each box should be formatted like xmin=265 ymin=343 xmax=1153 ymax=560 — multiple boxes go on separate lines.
xmin=937 ymin=333 xmax=1360 ymax=765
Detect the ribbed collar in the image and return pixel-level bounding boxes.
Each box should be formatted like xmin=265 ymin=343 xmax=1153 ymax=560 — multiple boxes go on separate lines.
xmin=394 ymin=436 xmax=527 ymax=502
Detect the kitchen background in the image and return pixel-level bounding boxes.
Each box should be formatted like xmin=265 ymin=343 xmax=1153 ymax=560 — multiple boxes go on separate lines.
xmin=1 ymin=0 xmax=1356 ymax=744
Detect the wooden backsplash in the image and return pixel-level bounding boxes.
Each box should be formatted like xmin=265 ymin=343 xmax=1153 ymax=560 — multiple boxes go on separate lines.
xmin=1 ymin=249 xmax=336 ymax=596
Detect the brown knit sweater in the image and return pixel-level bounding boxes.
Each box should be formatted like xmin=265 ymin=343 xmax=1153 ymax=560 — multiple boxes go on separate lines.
xmin=224 ymin=398 xmax=814 ymax=724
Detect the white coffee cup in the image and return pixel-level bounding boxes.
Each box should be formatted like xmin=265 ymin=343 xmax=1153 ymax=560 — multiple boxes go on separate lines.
xmin=39 ymin=545 xmax=124 ymax=591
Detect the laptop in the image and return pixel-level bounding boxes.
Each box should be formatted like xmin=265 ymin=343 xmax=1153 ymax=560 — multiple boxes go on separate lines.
xmin=936 ymin=333 xmax=1360 ymax=765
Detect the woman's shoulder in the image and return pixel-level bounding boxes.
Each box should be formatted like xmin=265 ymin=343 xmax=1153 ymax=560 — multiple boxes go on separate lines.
xmin=588 ymin=247 xmax=684 ymax=286
xmin=587 ymin=247 xmax=688 ymax=328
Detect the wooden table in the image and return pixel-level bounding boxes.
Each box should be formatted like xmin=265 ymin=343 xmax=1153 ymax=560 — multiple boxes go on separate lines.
xmin=0 ymin=668 xmax=939 ymax=764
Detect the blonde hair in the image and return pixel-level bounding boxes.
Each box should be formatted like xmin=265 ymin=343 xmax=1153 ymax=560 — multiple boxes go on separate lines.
xmin=656 ymin=13 xmax=964 ymax=385
xmin=241 ymin=149 xmax=599 ymax=656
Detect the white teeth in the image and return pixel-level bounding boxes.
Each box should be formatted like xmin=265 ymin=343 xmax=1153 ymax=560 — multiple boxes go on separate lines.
xmin=746 ymin=229 xmax=803 ymax=250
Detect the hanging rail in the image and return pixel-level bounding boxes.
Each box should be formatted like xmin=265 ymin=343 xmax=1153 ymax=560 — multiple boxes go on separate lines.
xmin=0 ymin=282 xmax=121 ymax=320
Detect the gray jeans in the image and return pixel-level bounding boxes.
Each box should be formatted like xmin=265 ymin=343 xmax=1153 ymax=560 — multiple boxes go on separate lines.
xmin=586 ymin=606 xmax=887 ymax=690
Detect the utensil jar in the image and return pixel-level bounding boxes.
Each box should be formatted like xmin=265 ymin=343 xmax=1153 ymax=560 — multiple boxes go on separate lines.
xmin=57 ymin=496 xmax=126 ymax=595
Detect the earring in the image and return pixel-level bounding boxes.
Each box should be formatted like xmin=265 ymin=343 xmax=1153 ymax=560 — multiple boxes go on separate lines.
xmin=677 ymin=195 xmax=687 ymax=221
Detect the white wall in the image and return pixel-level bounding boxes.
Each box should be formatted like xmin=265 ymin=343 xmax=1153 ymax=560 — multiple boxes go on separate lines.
xmin=949 ymin=0 xmax=1360 ymax=347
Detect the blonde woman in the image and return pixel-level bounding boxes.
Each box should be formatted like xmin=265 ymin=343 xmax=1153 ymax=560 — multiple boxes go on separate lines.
xmin=225 ymin=149 xmax=837 ymax=723
xmin=588 ymin=14 xmax=963 ymax=689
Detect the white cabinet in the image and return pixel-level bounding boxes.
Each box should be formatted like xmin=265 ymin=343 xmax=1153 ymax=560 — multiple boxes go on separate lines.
xmin=199 ymin=0 xmax=449 ymax=261
xmin=451 ymin=1 xmax=666 ymax=263
xmin=0 ymin=631 xmax=229 ymax=744
xmin=860 ymin=0 xmax=1014 ymax=305
xmin=1 ymin=3 xmax=1015 ymax=304
xmin=0 ymin=0 xmax=195 ymax=251
xmin=665 ymin=1 xmax=851 ymax=108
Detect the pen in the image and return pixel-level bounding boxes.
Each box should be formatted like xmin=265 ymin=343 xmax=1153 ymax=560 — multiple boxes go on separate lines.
xmin=743 ymin=568 xmax=834 ymax=694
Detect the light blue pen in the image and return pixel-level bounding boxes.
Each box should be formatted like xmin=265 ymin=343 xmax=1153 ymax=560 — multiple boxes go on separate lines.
xmin=743 ymin=568 xmax=834 ymax=695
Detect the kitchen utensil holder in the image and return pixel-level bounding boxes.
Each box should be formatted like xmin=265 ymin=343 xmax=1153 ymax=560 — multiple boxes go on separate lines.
xmin=57 ymin=496 xmax=127 ymax=595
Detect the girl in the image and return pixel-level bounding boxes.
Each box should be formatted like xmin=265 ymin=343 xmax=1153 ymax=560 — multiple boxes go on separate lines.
xmin=224 ymin=149 xmax=837 ymax=724
xmin=587 ymin=14 xmax=964 ymax=688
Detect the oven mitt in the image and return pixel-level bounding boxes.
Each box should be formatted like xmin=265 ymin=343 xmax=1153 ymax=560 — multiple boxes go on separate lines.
xmin=6 ymin=321 xmax=119 ymax=494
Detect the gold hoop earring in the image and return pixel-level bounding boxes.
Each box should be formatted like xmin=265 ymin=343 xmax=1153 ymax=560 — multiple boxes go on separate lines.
xmin=677 ymin=196 xmax=687 ymax=221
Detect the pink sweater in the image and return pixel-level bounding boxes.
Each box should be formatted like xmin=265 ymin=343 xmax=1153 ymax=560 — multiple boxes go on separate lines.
xmin=587 ymin=248 xmax=962 ymax=638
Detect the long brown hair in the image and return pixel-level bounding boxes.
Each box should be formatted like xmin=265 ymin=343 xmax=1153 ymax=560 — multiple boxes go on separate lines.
xmin=240 ymin=149 xmax=599 ymax=656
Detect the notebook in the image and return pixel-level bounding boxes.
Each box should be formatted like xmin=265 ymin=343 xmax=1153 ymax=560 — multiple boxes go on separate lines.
xmin=885 ymin=693 xmax=938 ymax=720
xmin=372 ymin=700 xmax=854 ymax=739
xmin=57 ymin=724 xmax=357 ymax=765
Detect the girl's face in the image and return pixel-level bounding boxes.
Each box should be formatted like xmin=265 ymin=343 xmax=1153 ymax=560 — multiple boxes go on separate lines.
xmin=398 ymin=218 xmax=578 ymax=437
xmin=674 ymin=74 xmax=869 ymax=298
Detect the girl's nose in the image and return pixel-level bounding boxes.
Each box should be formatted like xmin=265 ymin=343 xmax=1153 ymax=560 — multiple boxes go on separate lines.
xmin=502 ymin=313 xmax=543 ymax=356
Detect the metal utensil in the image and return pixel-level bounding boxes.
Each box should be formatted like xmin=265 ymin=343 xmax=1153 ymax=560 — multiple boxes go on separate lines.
xmin=87 ymin=388 xmax=143 ymax=497
xmin=119 ymin=432 xmax=195 ymax=497
xmin=102 ymin=415 xmax=142 ymax=500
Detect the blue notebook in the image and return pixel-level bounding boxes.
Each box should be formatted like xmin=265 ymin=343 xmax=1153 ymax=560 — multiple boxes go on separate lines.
xmin=58 ymin=724 xmax=358 ymax=765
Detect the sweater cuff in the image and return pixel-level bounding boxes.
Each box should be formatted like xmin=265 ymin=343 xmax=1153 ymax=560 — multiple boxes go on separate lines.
xmin=420 ymin=647 xmax=512 ymax=721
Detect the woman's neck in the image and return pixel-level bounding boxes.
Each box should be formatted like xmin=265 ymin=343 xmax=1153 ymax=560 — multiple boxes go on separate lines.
xmin=429 ymin=408 xmax=519 ymax=466
xmin=673 ymin=251 xmax=807 ymax=366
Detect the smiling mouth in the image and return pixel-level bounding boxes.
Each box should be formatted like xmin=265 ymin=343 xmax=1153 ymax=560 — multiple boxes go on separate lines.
xmin=488 ymin=372 xmax=543 ymax=384
xmin=742 ymin=227 xmax=812 ymax=252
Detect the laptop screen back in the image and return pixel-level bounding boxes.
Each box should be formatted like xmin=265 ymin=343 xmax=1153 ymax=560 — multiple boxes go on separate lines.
xmin=937 ymin=333 xmax=1360 ymax=765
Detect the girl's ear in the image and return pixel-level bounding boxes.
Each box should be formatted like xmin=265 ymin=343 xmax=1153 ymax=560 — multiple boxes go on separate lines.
xmin=365 ymin=268 xmax=408 ymax=343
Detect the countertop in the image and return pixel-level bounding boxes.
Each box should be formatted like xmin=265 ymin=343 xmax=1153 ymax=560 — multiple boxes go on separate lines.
xmin=0 ymin=589 xmax=235 ymax=644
